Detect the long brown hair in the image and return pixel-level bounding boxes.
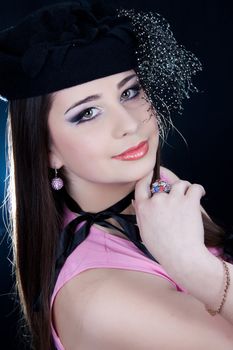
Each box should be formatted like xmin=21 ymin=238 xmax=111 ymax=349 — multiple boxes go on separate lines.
xmin=6 ymin=94 xmax=228 ymax=349
xmin=7 ymin=95 xmax=62 ymax=349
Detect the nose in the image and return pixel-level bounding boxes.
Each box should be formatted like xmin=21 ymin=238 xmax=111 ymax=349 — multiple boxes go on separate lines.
xmin=110 ymin=103 xmax=140 ymax=138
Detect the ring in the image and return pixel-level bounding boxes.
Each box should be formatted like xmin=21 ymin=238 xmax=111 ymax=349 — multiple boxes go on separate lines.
xmin=151 ymin=179 xmax=172 ymax=194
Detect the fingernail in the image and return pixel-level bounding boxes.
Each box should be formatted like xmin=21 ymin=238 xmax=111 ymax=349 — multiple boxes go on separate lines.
xmin=201 ymin=186 xmax=206 ymax=196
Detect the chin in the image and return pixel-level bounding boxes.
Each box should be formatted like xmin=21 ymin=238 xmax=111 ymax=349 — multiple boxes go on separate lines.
xmin=117 ymin=159 xmax=157 ymax=183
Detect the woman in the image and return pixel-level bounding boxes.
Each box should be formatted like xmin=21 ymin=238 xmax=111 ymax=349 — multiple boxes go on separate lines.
xmin=0 ymin=1 xmax=233 ymax=349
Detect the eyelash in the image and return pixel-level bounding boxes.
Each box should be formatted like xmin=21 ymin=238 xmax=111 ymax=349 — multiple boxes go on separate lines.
xmin=69 ymin=83 xmax=142 ymax=125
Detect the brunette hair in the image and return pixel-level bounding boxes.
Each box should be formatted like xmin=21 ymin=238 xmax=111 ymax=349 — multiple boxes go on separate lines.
xmin=5 ymin=94 xmax=230 ymax=350
xmin=7 ymin=95 xmax=62 ymax=349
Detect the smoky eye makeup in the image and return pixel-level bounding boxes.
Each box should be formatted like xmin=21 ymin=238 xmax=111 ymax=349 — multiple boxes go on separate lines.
xmin=122 ymin=82 xmax=142 ymax=98
xmin=67 ymin=106 xmax=103 ymax=124
xmin=65 ymin=81 xmax=143 ymax=125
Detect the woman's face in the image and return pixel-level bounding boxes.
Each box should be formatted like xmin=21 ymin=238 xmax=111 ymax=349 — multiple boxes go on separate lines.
xmin=48 ymin=70 xmax=159 ymax=190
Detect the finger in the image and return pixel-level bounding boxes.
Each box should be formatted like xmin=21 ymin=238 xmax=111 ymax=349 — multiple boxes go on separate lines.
xmin=160 ymin=166 xmax=180 ymax=185
xmin=186 ymin=183 xmax=206 ymax=201
xmin=169 ymin=180 xmax=191 ymax=196
xmin=150 ymin=179 xmax=172 ymax=196
xmin=134 ymin=170 xmax=153 ymax=202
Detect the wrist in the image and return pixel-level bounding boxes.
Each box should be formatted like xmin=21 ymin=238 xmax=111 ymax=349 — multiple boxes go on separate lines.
xmin=163 ymin=247 xmax=224 ymax=308
xmin=205 ymin=260 xmax=230 ymax=316
xmin=160 ymin=244 xmax=210 ymax=283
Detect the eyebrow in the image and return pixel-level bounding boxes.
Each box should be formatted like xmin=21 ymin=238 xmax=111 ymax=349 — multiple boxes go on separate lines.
xmin=64 ymin=73 xmax=137 ymax=114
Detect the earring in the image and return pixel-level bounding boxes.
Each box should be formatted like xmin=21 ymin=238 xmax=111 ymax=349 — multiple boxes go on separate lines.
xmin=51 ymin=168 xmax=64 ymax=190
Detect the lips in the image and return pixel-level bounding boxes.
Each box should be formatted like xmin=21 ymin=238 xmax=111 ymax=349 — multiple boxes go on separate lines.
xmin=112 ymin=141 xmax=149 ymax=161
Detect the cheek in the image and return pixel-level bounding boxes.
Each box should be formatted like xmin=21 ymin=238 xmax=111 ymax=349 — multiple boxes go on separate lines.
xmin=143 ymin=110 xmax=159 ymax=136
xmin=52 ymin=126 xmax=108 ymax=170
xmin=149 ymin=112 xmax=158 ymax=128
xmin=137 ymin=101 xmax=158 ymax=127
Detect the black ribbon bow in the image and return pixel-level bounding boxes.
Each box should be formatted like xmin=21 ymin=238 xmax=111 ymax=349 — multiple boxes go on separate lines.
xmin=54 ymin=190 xmax=157 ymax=285
xmin=33 ymin=190 xmax=158 ymax=311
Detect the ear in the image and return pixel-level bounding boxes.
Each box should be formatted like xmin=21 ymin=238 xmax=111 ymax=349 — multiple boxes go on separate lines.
xmin=48 ymin=147 xmax=64 ymax=169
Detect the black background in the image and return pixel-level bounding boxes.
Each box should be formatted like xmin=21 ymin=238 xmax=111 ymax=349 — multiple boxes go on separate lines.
xmin=0 ymin=0 xmax=232 ymax=349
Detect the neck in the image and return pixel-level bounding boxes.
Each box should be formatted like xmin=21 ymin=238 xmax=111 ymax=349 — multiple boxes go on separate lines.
xmin=67 ymin=179 xmax=136 ymax=213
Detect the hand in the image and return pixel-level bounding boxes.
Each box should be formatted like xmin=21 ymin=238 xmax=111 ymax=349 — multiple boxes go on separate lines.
xmin=134 ymin=171 xmax=207 ymax=273
xmin=134 ymin=172 xmax=233 ymax=326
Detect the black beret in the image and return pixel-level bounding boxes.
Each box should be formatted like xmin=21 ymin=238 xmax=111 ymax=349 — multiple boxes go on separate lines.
xmin=0 ymin=1 xmax=137 ymax=100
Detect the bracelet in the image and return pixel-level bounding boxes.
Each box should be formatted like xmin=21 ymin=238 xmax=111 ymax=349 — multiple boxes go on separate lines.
xmin=206 ymin=260 xmax=230 ymax=316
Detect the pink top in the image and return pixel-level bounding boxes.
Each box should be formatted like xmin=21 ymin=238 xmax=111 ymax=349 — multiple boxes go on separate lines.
xmin=50 ymin=213 xmax=221 ymax=349
xmin=50 ymin=208 xmax=187 ymax=350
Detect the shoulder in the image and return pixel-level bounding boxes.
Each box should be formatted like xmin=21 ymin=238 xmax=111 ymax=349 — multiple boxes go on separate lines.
xmin=53 ymin=268 xmax=233 ymax=350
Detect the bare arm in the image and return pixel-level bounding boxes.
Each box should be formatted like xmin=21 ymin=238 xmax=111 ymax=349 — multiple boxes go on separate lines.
xmin=163 ymin=247 xmax=233 ymax=324
xmin=134 ymin=167 xmax=233 ymax=325
xmin=59 ymin=270 xmax=233 ymax=350
xmin=160 ymin=166 xmax=233 ymax=324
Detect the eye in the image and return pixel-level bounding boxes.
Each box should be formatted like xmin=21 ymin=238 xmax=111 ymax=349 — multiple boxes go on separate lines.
xmin=69 ymin=107 xmax=102 ymax=124
xmin=121 ymin=84 xmax=142 ymax=102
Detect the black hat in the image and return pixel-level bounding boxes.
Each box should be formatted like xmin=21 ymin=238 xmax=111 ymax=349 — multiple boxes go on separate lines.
xmin=0 ymin=1 xmax=137 ymax=100
xmin=0 ymin=0 xmax=202 ymax=138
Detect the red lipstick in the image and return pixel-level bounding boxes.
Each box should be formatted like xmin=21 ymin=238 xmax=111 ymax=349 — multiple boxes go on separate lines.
xmin=112 ymin=141 xmax=149 ymax=161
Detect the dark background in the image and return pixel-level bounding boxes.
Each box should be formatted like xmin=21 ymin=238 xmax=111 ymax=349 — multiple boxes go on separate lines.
xmin=0 ymin=0 xmax=232 ymax=348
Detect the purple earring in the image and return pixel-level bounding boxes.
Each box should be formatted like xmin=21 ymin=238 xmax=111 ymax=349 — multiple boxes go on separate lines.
xmin=51 ymin=168 xmax=64 ymax=190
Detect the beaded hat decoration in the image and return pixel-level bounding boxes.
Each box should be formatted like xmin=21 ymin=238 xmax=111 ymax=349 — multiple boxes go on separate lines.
xmin=117 ymin=8 xmax=202 ymax=139
xmin=0 ymin=0 xmax=202 ymax=137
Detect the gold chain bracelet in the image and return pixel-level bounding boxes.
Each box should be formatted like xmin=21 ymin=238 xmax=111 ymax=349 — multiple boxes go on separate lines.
xmin=206 ymin=260 xmax=230 ymax=316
